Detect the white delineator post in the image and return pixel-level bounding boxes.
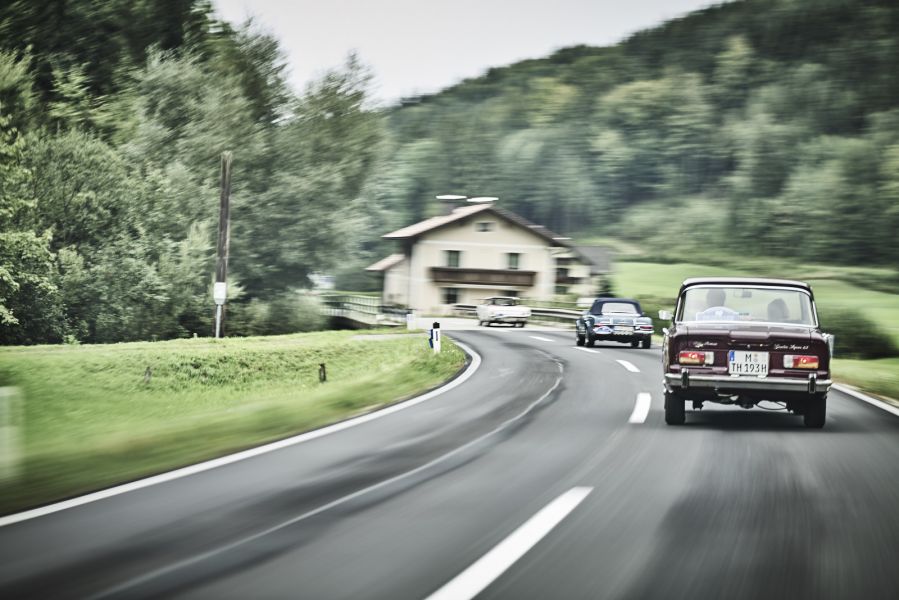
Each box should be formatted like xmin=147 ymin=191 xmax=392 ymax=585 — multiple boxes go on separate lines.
xmin=406 ymin=310 xmax=415 ymax=331
xmin=432 ymin=321 xmax=441 ymax=353
xmin=213 ymin=281 xmax=227 ymax=338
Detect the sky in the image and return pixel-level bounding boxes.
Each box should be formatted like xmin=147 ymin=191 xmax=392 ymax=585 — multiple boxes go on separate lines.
xmin=213 ymin=0 xmax=724 ymax=104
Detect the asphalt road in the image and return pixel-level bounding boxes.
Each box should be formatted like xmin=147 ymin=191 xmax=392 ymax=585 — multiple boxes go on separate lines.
xmin=2 ymin=327 xmax=899 ymax=599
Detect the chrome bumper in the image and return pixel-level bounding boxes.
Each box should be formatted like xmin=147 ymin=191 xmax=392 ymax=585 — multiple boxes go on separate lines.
xmin=665 ymin=372 xmax=832 ymax=394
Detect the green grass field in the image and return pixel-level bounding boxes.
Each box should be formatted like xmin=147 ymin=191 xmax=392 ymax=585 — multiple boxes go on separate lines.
xmin=614 ymin=261 xmax=899 ymax=402
xmin=0 ymin=331 xmax=464 ymax=514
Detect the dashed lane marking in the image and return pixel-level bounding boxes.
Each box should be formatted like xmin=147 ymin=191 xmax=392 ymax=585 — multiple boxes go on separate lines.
xmin=616 ymin=359 xmax=640 ymax=373
xmin=628 ymin=393 xmax=652 ymax=424
xmin=426 ymin=487 xmax=593 ymax=600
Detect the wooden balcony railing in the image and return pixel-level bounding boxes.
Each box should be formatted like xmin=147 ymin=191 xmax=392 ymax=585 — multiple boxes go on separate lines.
xmin=430 ymin=267 xmax=536 ymax=287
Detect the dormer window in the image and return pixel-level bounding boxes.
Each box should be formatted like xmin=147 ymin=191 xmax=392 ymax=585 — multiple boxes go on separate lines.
xmin=476 ymin=222 xmax=494 ymax=232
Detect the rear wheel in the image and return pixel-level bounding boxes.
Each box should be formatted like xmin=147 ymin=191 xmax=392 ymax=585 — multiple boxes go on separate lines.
xmin=630 ymin=339 xmax=639 ymax=348
xmin=665 ymin=391 xmax=685 ymax=425
xmin=641 ymin=336 xmax=651 ymax=349
xmin=576 ymin=334 xmax=585 ymax=346
xmin=517 ymin=322 xmax=525 ymax=328
xmin=803 ymin=394 xmax=826 ymax=428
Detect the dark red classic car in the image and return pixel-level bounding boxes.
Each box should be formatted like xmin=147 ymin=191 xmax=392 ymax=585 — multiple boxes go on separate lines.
xmin=660 ymin=277 xmax=833 ymax=428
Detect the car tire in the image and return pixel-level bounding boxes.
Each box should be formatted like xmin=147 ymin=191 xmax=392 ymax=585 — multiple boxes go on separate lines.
xmin=630 ymin=339 xmax=639 ymax=348
xmin=641 ymin=336 xmax=651 ymax=349
xmin=585 ymin=335 xmax=595 ymax=347
xmin=517 ymin=322 xmax=525 ymax=328
xmin=803 ymin=394 xmax=826 ymax=429
xmin=664 ymin=391 xmax=685 ymax=425
xmin=576 ymin=334 xmax=585 ymax=346
xmin=485 ymin=321 xmax=491 ymax=327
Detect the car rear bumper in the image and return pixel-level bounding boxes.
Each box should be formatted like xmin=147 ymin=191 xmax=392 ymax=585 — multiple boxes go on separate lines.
xmin=665 ymin=372 xmax=832 ymax=394
xmin=490 ymin=316 xmax=528 ymax=322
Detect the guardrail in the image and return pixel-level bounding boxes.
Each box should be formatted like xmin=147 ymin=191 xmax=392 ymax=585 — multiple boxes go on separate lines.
xmin=320 ymin=294 xmax=409 ymax=326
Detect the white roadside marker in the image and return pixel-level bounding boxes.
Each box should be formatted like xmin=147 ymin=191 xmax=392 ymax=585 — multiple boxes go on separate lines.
xmin=426 ymin=487 xmax=593 ymax=600
xmin=529 ymin=336 xmax=554 ymax=343
xmin=628 ymin=393 xmax=652 ymax=424
xmin=616 ymin=359 xmax=640 ymax=373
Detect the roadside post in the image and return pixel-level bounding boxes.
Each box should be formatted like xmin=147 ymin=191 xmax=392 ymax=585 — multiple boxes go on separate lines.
xmin=431 ymin=321 xmax=441 ymax=353
xmin=406 ymin=310 xmax=415 ymax=331
xmin=213 ymin=151 xmax=232 ymax=338
xmin=0 ymin=387 xmax=22 ymax=482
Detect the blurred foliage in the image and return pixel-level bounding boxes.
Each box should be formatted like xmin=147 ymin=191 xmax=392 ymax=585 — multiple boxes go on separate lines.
xmin=379 ymin=0 xmax=899 ymax=268
xmin=3 ymin=0 xmax=899 ymax=345
xmin=0 ymin=2 xmax=383 ymax=344
xmin=817 ymin=308 xmax=898 ymax=360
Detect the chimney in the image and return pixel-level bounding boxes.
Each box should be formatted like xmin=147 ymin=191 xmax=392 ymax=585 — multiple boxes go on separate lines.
xmin=436 ymin=194 xmax=468 ymax=215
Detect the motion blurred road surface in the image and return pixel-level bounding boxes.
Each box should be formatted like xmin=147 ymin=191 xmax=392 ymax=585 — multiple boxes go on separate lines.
xmin=1 ymin=326 xmax=898 ymax=599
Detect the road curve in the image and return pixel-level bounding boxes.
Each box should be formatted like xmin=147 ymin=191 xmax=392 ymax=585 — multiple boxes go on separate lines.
xmin=1 ymin=328 xmax=898 ymax=599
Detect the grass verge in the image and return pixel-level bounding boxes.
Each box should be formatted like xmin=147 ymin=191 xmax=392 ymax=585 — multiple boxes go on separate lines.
xmin=832 ymin=358 xmax=899 ymax=405
xmin=0 ymin=330 xmax=465 ymax=515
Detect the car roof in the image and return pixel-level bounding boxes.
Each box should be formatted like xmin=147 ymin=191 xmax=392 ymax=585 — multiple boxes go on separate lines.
xmin=591 ymin=297 xmax=641 ymax=304
xmin=679 ymin=277 xmax=814 ymax=297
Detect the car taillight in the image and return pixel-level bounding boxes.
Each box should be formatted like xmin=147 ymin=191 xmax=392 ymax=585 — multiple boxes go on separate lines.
xmin=784 ymin=354 xmax=819 ymax=369
xmin=679 ymin=350 xmax=713 ymax=365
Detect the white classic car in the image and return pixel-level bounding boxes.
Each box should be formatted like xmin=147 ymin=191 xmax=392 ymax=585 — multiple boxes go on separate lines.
xmin=476 ymin=297 xmax=531 ymax=327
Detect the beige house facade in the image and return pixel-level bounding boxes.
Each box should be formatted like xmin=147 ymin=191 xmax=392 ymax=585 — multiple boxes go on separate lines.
xmin=367 ymin=202 xmax=607 ymax=314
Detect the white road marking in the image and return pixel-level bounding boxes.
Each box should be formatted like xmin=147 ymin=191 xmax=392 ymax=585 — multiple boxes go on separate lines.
xmin=616 ymin=359 xmax=640 ymax=373
xmin=426 ymin=487 xmax=593 ymax=600
xmin=833 ymin=384 xmax=899 ymax=418
xmin=0 ymin=341 xmax=484 ymax=529
xmin=628 ymin=393 xmax=652 ymax=424
xmin=575 ymin=347 xmax=600 ymax=354
xmin=529 ymin=336 xmax=554 ymax=342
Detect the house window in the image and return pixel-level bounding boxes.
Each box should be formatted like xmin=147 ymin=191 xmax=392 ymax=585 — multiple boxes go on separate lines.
xmin=442 ymin=287 xmax=460 ymax=304
xmin=556 ymin=257 xmax=573 ymax=266
xmin=556 ymin=267 xmax=569 ymax=280
xmin=502 ymin=290 xmax=518 ymax=298
xmin=507 ymin=253 xmax=520 ymax=270
xmin=476 ymin=221 xmax=494 ymax=232
xmin=555 ymin=285 xmax=569 ymax=295
xmin=445 ymin=250 xmax=461 ymax=268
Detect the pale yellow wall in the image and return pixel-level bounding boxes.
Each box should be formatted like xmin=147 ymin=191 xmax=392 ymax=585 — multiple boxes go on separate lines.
xmin=382 ymin=257 xmax=409 ymax=305
xmin=407 ymin=214 xmax=564 ymax=313
xmin=384 ymin=211 xmax=600 ymax=313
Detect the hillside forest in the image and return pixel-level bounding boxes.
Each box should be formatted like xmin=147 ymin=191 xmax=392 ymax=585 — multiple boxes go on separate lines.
xmin=2 ymin=0 xmax=898 ymax=344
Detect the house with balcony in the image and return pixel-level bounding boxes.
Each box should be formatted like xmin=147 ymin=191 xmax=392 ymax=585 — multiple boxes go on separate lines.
xmin=366 ymin=200 xmax=610 ymax=314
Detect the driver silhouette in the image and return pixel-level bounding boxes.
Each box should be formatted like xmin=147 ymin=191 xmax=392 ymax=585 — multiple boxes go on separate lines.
xmin=695 ymin=288 xmax=739 ymax=321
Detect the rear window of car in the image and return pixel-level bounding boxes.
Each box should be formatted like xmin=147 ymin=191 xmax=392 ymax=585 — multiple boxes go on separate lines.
xmin=494 ymin=298 xmax=518 ymax=306
xmin=679 ymin=286 xmax=815 ymax=325
xmin=593 ymin=301 xmax=640 ymax=315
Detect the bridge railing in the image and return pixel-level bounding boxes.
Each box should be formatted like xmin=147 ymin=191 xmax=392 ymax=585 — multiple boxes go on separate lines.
xmin=320 ymin=294 xmax=410 ymax=326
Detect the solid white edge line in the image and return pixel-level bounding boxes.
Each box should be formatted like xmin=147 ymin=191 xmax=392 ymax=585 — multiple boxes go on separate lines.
xmin=833 ymin=383 xmax=899 ymax=418
xmin=616 ymin=359 xmax=640 ymax=373
xmin=0 ymin=340 xmax=483 ymax=529
xmin=426 ymin=487 xmax=593 ymax=600
xmin=529 ymin=335 xmax=554 ymax=342
xmin=628 ymin=393 xmax=652 ymax=424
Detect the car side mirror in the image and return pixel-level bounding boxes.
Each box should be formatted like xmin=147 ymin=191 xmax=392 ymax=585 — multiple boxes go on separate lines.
xmin=659 ymin=310 xmax=672 ymax=321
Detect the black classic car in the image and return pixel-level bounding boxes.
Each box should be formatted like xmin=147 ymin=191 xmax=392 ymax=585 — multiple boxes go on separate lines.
xmin=660 ymin=277 xmax=833 ymax=428
xmin=575 ymin=298 xmax=654 ymax=348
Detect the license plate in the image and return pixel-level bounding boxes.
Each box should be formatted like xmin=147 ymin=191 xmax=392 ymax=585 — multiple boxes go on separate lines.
xmin=614 ymin=326 xmax=633 ymax=335
xmin=728 ymin=350 xmax=769 ymax=376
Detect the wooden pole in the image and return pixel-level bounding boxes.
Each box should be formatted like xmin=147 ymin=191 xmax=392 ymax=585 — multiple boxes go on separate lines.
xmin=214 ymin=152 xmax=233 ymax=338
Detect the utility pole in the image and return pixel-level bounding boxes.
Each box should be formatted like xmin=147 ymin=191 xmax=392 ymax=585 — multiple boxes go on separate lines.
xmin=213 ymin=151 xmax=233 ymax=338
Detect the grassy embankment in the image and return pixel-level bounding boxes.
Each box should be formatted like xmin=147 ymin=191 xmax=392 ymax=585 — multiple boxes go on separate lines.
xmin=0 ymin=331 xmax=465 ymax=514
xmin=613 ymin=261 xmax=899 ymax=402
